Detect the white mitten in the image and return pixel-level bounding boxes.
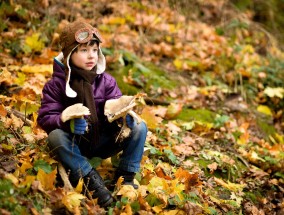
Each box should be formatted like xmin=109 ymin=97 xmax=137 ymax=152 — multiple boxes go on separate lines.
xmin=61 ymin=103 xmax=90 ymax=122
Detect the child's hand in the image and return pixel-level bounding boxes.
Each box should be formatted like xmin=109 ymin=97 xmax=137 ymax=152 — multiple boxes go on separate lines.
xmin=70 ymin=118 xmax=87 ymax=134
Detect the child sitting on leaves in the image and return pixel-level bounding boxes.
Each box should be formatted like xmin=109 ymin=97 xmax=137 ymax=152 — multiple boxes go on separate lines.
xmin=37 ymin=19 xmax=148 ymax=207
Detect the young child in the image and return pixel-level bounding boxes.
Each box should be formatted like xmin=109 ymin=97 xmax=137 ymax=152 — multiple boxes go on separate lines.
xmin=37 ymin=20 xmax=148 ymax=207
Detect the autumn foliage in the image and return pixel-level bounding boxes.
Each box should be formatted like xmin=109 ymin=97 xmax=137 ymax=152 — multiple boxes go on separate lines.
xmin=0 ymin=0 xmax=284 ymax=214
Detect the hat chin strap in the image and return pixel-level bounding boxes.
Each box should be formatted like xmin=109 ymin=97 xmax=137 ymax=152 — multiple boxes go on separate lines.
xmin=65 ymin=45 xmax=106 ymax=98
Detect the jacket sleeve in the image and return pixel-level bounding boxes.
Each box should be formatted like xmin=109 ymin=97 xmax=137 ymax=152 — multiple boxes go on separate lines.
xmin=104 ymin=73 xmax=122 ymax=100
xmin=37 ymin=78 xmax=70 ymax=134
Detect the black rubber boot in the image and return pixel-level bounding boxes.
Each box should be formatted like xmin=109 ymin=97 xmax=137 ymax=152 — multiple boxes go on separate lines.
xmin=113 ymin=169 xmax=138 ymax=189
xmin=83 ymin=168 xmax=113 ymax=207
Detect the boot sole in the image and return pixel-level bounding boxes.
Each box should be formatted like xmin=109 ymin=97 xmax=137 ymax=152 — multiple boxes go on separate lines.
xmin=100 ymin=196 xmax=113 ymax=207
xmin=86 ymin=191 xmax=113 ymax=207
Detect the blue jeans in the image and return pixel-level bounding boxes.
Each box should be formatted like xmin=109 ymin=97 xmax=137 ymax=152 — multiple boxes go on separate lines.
xmin=47 ymin=115 xmax=147 ymax=182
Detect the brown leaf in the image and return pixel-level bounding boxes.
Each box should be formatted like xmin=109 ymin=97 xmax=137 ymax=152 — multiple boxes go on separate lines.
xmin=207 ymin=162 xmax=218 ymax=173
xmin=10 ymin=114 xmax=24 ymax=130
xmin=165 ymin=103 xmax=183 ymax=120
xmin=175 ymin=168 xmax=201 ymax=191
xmin=172 ymin=144 xmax=194 ymax=157
xmin=0 ymin=105 xmax=7 ymax=117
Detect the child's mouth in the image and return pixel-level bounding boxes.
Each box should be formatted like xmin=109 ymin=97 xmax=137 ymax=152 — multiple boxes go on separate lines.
xmin=86 ymin=63 xmax=94 ymax=67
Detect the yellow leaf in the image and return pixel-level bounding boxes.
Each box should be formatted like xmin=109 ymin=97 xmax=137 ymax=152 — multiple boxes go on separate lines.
xmin=125 ymin=204 xmax=133 ymax=215
xmin=25 ymin=33 xmax=45 ymax=52
xmin=37 ymin=168 xmax=57 ymax=190
xmin=214 ymin=177 xmax=245 ymax=192
xmin=105 ymin=16 xmax=126 ymax=25
xmin=21 ymin=175 xmax=36 ymax=187
xmin=173 ymin=58 xmax=183 ymax=70
xmin=230 ymin=192 xmax=243 ymax=207
xmin=21 ymin=64 xmax=53 ymax=74
xmin=264 ymin=87 xmax=284 ymax=98
xmin=15 ymin=72 xmax=26 ymax=86
xmin=163 ymin=209 xmax=186 ymax=215
xmin=257 ymin=105 xmax=273 ymax=116
xmin=152 ymin=205 xmax=163 ymax=213
xmin=170 ymin=179 xmax=185 ymax=201
xmin=274 ymin=133 xmax=284 ymax=144
xmin=62 ymin=192 xmax=86 ymax=212
xmin=249 ymin=151 xmax=265 ymax=162
xmin=75 ymin=178 xmax=84 ymax=193
xmin=0 ymin=67 xmax=14 ymax=85
xmin=148 ymin=177 xmax=164 ymax=193
xmin=19 ymin=161 xmax=33 ymax=173
xmin=5 ymin=173 xmax=19 ymax=185
xmin=141 ymin=106 xmax=163 ymax=130
xmin=116 ymin=184 xmax=138 ymax=202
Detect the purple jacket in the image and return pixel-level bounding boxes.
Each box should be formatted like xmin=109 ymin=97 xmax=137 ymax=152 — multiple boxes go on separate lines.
xmin=37 ymin=57 xmax=122 ymax=134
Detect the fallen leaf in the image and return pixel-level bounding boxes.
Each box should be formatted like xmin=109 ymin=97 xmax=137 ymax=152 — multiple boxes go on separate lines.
xmin=264 ymin=87 xmax=284 ymax=98
xmin=116 ymin=184 xmax=138 ymax=202
xmin=207 ymin=162 xmax=218 ymax=173
xmin=0 ymin=104 xmax=7 ymax=117
xmin=165 ymin=103 xmax=183 ymax=120
xmin=75 ymin=178 xmax=84 ymax=193
xmin=257 ymin=105 xmax=273 ymax=116
xmin=37 ymin=168 xmax=57 ymax=190
xmin=62 ymin=192 xmax=86 ymax=212
xmin=25 ymin=33 xmax=45 ymax=52
xmin=21 ymin=64 xmax=53 ymax=74
xmin=214 ymin=177 xmax=245 ymax=192
xmin=141 ymin=106 xmax=163 ymax=130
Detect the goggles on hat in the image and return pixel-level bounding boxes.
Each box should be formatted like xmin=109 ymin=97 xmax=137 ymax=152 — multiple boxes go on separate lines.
xmin=75 ymin=27 xmax=102 ymax=44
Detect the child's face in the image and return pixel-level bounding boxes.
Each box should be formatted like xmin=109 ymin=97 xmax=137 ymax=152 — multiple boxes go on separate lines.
xmin=71 ymin=43 xmax=99 ymax=71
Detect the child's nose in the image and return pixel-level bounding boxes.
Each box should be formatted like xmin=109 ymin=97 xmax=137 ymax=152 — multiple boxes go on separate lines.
xmin=89 ymin=51 xmax=95 ymax=57
xmin=88 ymin=49 xmax=96 ymax=57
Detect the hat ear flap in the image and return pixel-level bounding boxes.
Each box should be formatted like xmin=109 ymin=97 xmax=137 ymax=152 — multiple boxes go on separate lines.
xmin=96 ymin=47 xmax=106 ymax=74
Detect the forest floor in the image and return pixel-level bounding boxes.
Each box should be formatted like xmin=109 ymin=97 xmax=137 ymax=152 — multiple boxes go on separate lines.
xmin=0 ymin=0 xmax=284 ymax=214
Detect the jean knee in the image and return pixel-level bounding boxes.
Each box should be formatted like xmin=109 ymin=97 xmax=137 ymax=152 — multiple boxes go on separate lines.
xmin=133 ymin=121 xmax=148 ymax=137
xmin=47 ymin=129 xmax=66 ymax=150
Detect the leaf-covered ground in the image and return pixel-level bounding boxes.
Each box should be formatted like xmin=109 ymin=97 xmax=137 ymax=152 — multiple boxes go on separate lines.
xmin=1 ymin=0 xmax=284 ymax=214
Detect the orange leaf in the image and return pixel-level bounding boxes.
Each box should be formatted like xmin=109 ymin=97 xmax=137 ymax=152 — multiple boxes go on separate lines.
xmin=19 ymin=161 xmax=33 ymax=174
xmin=175 ymin=168 xmax=201 ymax=191
xmin=141 ymin=106 xmax=163 ymax=130
xmin=165 ymin=103 xmax=183 ymax=120
xmin=37 ymin=168 xmax=57 ymax=190
xmin=0 ymin=104 xmax=7 ymax=117
xmin=21 ymin=175 xmax=36 ymax=187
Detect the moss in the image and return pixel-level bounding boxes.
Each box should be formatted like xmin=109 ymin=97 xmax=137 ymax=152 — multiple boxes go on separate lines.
xmin=109 ymin=53 xmax=179 ymax=95
xmin=244 ymin=190 xmax=262 ymax=203
xmin=256 ymin=117 xmax=276 ymax=137
xmin=177 ymin=108 xmax=216 ymax=123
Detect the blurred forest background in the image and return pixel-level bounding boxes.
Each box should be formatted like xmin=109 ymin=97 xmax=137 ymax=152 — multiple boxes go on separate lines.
xmin=0 ymin=0 xmax=284 ymax=214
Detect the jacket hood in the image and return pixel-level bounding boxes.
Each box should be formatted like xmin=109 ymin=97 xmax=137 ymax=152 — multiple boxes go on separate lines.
xmin=53 ymin=53 xmax=66 ymax=80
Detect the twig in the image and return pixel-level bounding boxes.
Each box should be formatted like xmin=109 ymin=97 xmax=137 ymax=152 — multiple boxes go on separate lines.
xmin=58 ymin=162 xmax=74 ymax=191
xmin=4 ymin=107 xmax=33 ymax=126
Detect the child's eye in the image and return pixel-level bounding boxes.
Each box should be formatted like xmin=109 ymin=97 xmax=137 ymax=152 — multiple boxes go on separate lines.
xmin=79 ymin=47 xmax=87 ymax=52
xmin=93 ymin=48 xmax=98 ymax=52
